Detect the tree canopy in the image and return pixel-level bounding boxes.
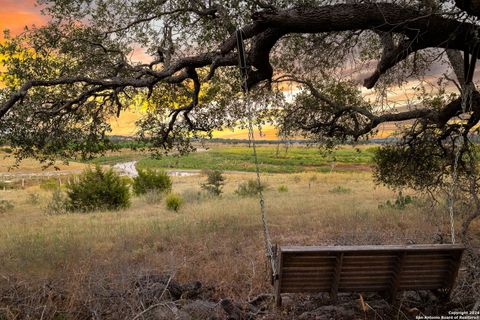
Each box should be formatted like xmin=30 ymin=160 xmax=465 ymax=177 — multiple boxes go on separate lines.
xmin=2 ymin=0 xmax=480 ymax=190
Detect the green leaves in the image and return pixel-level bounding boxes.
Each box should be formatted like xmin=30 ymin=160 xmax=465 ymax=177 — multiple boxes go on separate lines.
xmin=132 ymin=168 xmax=172 ymax=195
xmin=65 ymin=165 xmax=131 ymax=212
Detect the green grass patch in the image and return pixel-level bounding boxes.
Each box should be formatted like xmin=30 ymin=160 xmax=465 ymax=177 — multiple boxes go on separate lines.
xmin=82 ymin=153 xmax=144 ymax=165
xmin=137 ymin=146 xmax=376 ymax=173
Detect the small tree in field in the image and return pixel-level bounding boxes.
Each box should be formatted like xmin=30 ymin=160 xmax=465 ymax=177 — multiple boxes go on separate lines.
xmin=165 ymin=193 xmax=183 ymax=212
xmin=132 ymin=169 xmax=172 ymax=196
xmin=66 ymin=166 xmax=130 ymax=212
xmin=201 ymin=170 xmax=225 ymax=196
xmin=235 ymin=179 xmax=267 ymax=197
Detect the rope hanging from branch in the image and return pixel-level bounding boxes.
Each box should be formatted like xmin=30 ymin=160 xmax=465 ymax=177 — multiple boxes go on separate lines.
xmin=236 ymin=28 xmax=277 ymax=278
xmin=447 ymin=42 xmax=478 ymax=244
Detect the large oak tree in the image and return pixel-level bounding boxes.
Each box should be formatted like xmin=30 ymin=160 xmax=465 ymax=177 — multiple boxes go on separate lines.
xmin=1 ymin=0 xmax=480 ymax=193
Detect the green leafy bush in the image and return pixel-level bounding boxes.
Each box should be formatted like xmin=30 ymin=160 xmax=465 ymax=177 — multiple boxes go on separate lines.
xmin=0 ymin=181 xmax=14 ymax=190
xmin=165 ymin=193 xmax=183 ymax=212
xmin=40 ymin=178 xmax=60 ymax=191
xmin=132 ymin=169 xmax=172 ymax=196
xmin=201 ymin=169 xmax=225 ymax=196
xmin=379 ymin=191 xmax=415 ymax=210
xmin=235 ymin=179 xmax=267 ymax=197
xmin=0 ymin=199 xmax=14 ymax=213
xmin=65 ymin=166 xmax=130 ymax=212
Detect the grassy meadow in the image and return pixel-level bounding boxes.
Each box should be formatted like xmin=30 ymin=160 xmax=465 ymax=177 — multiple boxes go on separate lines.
xmin=0 ymin=170 xmax=465 ymax=295
xmin=0 ymin=144 xmax=478 ymax=318
xmin=137 ymin=145 xmax=376 ymax=173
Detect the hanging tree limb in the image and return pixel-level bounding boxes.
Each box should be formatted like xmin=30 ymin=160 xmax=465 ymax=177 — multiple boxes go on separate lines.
xmin=2 ymin=2 xmax=480 ymax=149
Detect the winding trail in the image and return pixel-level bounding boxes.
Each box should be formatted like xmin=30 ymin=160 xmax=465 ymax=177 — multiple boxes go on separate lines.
xmin=113 ymin=161 xmax=139 ymax=177
xmin=112 ymin=161 xmax=205 ymax=178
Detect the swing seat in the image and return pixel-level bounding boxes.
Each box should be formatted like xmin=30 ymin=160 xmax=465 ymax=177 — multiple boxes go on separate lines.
xmin=273 ymin=244 xmax=464 ymax=307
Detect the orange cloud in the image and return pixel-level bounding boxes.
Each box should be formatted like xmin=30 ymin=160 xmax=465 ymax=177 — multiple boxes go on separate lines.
xmin=0 ymin=0 xmax=46 ymax=38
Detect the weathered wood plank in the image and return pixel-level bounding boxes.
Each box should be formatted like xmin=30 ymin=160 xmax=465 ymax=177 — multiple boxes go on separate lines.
xmin=280 ymin=244 xmax=465 ymax=253
xmin=330 ymin=252 xmax=344 ymax=302
xmin=274 ymin=248 xmax=283 ymax=307
xmin=389 ymin=252 xmax=406 ymax=302
xmin=275 ymin=244 xmax=464 ymax=304
xmin=445 ymin=250 xmax=464 ymax=300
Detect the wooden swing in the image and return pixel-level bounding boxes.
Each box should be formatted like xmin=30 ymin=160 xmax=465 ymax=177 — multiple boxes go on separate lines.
xmin=235 ymin=29 xmax=465 ymax=308
xmin=272 ymin=244 xmax=464 ymax=306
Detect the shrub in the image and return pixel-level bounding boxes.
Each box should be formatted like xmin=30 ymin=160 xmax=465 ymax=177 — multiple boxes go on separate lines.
xmin=277 ymin=185 xmax=288 ymax=192
xmin=44 ymin=189 xmax=67 ymax=215
xmin=0 ymin=199 xmax=14 ymax=213
xmin=235 ymin=179 xmax=267 ymax=197
xmin=65 ymin=166 xmax=130 ymax=212
xmin=166 ymin=193 xmax=183 ymax=212
xmin=329 ymin=186 xmax=351 ymax=194
xmin=0 ymin=147 xmax=12 ymax=153
xmin=40 ymin=178 xmax=60 ymax=191
xmin=379 ymin=191 xmax=414 ymax=210
xmin=26 ymin=192 xmax=40 ymax=205
xmin=201 ymin=169 xmax=225 ymax=196
xmin=0 ymin=181 xmax=14 ymax=190
xmin=120 ymin=176 xmax=133 ymax=186
xmin=132 ymin=169 xmax=172 ymax=196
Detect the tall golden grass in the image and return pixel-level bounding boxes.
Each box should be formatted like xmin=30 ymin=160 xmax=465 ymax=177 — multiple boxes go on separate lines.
xmin=0 ymin=171 xmax=464 ymax=301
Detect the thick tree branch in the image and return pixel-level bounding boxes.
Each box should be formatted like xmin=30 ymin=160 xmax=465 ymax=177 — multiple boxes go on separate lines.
xmin=3 ymin=2 xmax=480 ymax=145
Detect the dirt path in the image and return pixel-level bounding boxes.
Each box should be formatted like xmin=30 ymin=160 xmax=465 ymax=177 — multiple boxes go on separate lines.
xmin=113 ymin=161 xmax=206 ymax=177
xmin=113 ymin=161 xmax=139 ymax=177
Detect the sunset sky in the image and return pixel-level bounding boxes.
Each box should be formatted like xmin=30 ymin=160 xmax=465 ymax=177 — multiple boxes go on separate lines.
xmin=0 ymin=1 xmax=462 ymax=140
xmin=0 ymin=0 xmax=46 ymax=37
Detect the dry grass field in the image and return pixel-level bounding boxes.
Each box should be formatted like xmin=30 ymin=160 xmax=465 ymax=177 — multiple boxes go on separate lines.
xmin=0 ymin=146 xmax=478 ymax=319
xmin=0 ymin=172 xmax=467 ymax=293
xmin=0 ymin=153 xmax=88 ymax=174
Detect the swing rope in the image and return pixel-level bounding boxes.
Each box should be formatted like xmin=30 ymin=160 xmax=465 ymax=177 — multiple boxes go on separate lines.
xmin=448 ymin=146 xmax=461 ymax=244
xmin=447 ymin=57 xmax=475 ymax=244
xmin=236 ymin=29 xmax=277 ymax=277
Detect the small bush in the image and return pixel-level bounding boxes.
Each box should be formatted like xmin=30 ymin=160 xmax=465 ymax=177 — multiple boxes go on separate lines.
xmin=0 ymin=181 xmax=14 ymax=190
xmin=120 ymin=176 xmax=133 ymax=186
xmin=0 ymin=199 xmax=14 ymax=213
xmin=235 ymin=179 xmax=267 ymax=197
xmin=277 ymin=185 xmax=288 ymax=192
xmin=201 ymin=169 xmax=225 ymax=196
xmin=166 ymin=193 xmax=183 ymax=212
xmin=45 ymin=189 xmax=67 ymax=215
xmin=40 ymin=178 xmax=60 ymax=191
xmin=379 ymin=191 xmax=414 ymax=210
xmin=65 ymin=166 xmax=130 ymax=212
xmin=26 ymin=192 xmax=40 ymax=205
xmin=132 ymin=169 xmax=172 ymax=196
xmin=0 ymin=147 xmax=12 ymax=153
xmin=329 ymin=186 xmax=351 ymax=194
